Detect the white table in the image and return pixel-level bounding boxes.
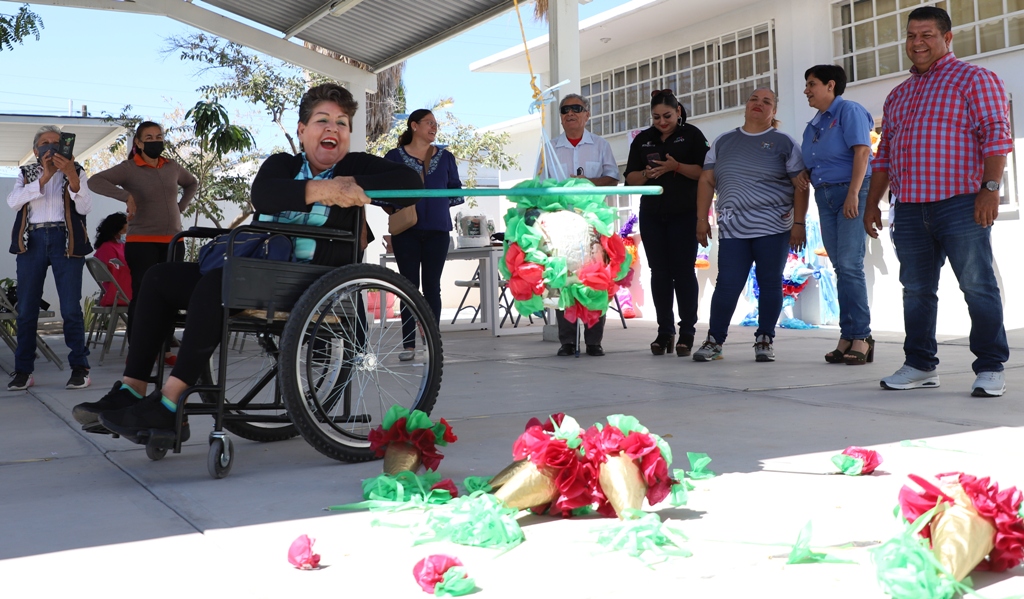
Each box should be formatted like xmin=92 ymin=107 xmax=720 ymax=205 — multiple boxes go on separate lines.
xmin=379 ymin=245 xmax=504 ymax=337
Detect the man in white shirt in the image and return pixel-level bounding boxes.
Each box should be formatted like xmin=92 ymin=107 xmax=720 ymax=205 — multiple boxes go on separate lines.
xmin=549 ymin=94 xmax=620 ymax=357
xmin=7 ymin=125 xmax=93 ymax=391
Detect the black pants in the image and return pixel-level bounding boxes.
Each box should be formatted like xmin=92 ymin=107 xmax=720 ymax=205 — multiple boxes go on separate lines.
xmin=556 ymin=311 xmax=605 ymax=346
xmin=639 ymin=210 xmax=699 ymax=337
xmin=124 ymin=241 xmax=184 ymax=339
xmin=124 ymin=262 xmax=222 ymax=386
xmin=392 ymin=229 xmax=449 ymax=348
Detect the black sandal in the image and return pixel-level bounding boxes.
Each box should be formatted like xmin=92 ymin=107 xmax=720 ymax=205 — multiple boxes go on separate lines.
xmin=675 ymin=334 xmax=694 ymax=357
xmin=844 ymin=337 xmax=875 ymax=365
xmin=825 ymin=339 xmax=852 ymax=364
xmin=650 ymin=334 xmax=674 ymax=356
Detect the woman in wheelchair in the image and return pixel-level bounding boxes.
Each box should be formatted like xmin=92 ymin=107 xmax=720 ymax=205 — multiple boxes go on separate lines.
xmin=71 ymin=83 xmax=422 ymax=442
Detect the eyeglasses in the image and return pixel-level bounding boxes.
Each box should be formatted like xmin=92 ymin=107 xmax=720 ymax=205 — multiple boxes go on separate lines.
xmin=560 ymin=105 xmax=586 ymax=114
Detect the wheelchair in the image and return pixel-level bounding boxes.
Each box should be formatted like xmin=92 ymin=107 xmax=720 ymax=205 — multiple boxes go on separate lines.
xmin=140 ymin=211 xmax=443 ymax=478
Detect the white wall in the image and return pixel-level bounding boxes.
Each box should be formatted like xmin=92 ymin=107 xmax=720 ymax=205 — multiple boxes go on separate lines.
xmin=484 ymin=0 xmax=1024 ymax=337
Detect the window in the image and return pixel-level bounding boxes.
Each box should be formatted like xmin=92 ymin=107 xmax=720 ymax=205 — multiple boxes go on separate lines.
xmin=832 ymin=0 xmax=1024 ymax=82
xmin=580 ymin=22 xmax=777 ymax=135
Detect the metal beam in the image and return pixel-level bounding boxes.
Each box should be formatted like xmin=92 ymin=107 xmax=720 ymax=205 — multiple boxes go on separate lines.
xmin=283 ymin=0 xmax=366 ymax=39
xmin=6 ymin=0 xmax=376 ymax=92
xmin=368 ymin=1 xmax=514 ymax=72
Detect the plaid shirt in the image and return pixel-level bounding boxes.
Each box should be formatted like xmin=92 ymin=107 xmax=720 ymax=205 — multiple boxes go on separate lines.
xmin=257 ymin=153 xmax=332 ymax=261
xmin=872 ymin=52 xmax=1012 ymax=203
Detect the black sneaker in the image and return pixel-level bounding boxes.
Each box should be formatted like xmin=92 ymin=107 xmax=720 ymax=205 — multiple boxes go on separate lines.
xmin=7 ymin=371 xmax=33 ymax=391
xmin=586 ymin=344 xmax=605 ymax=357
xmin=557 ymin=344 xmax=577 ymax=356
xmin=98 ymin=392 xmax=189 ymax=444
xmin=66 ymin=367 xmax=91 ymax=390
xmin=73 ymin=381 xmax=141 ymax=426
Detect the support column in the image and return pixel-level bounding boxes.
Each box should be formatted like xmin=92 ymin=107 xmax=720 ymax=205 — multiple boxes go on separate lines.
xmin=543 ymin=0 xmax=582 ymax=342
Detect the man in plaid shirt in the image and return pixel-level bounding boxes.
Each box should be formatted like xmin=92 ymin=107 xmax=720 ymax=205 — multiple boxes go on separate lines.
xmin=864 ymin=6 xmax=1011 ymax=397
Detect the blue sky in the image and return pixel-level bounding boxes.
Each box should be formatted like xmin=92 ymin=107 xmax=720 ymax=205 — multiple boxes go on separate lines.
xmin=1 ymin=1 xmax=627 ymax=153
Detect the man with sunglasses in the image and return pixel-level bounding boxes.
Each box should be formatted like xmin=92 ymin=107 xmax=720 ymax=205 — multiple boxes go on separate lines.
xmin=546 ymin=94 xmax=620 ymax=357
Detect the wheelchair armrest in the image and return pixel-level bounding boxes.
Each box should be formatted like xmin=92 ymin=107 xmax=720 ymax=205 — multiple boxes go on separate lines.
xmin=169 ymin=227 xmax=226 ymax=261
xmin=233 ymin=222 xmax=357 ymax=242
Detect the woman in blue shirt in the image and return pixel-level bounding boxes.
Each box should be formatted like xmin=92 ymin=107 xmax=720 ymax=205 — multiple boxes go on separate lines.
xmin=384 ymin=110 xmax=464 ymax=361
xmin=800 ymin=64 xmax=875 ymax=365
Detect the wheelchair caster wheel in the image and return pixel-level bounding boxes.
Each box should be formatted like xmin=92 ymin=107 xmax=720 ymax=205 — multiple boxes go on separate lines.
xmin=207 ymin=434 xmax=233 ymax=479
xmin=146 ymin=443 xmax=167 ymax=461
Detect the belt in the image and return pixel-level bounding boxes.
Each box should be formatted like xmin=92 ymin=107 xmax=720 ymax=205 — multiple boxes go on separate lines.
xmin=27 ymin=222 xmax=66 ymax=231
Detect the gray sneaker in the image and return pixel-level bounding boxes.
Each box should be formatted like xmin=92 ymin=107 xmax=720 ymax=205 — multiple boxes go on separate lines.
xmin=880 ymin=365 xmax=939 ymax=390
xmin=971 ymin=371 xmax=1006 ymax=397
xmin=692 ymin=335 xmax=723 ymax=362
xmin=753 ymin=334 xmax=775 ymax=362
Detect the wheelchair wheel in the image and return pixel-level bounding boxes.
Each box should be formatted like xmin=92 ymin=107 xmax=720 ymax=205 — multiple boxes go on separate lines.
xmin=278 ymin=263 xmax=443 ymax=462
xmin=199 ymin=332 xmax=299 ymax=443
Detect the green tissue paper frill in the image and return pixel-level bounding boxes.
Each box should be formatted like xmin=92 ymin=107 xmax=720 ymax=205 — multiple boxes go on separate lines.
xmin=593 ymin=509 xmax=692 ymax=565
xmin=415 ymin=492 xmax=525 ymax=550
xmin=435 ymin=567 xmax=477 ymax=597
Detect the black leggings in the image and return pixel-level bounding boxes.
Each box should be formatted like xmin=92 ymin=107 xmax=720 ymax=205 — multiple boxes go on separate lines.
xmin=124 ymin=241 xmax=184 ymax=340
xmin=124 ymin=262 xmax=223 ymax=386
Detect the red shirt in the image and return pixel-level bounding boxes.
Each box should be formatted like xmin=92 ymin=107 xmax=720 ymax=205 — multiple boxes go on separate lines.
xmin=872 ymin=52 xmax=1012 ymax=203
xmin=93 ymin=241 xmax=132 ymax=306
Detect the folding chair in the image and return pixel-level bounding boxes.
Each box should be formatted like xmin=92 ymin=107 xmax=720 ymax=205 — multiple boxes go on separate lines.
xmin=606 ymin=293 xmax=628 ymax=329
xmin=0 ymin=291 xmax=64 ymax=370
xmin=85 ymin=257 xmax=131 ymax=365
xmin=451 ymin=266 xmax=480 ymax=324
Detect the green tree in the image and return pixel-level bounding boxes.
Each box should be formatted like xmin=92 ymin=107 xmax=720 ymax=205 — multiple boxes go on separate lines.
xmin=367 ymin=98 xmax=519 ymax=194
xmin=0 ymin=4 xmax=42 ymax=51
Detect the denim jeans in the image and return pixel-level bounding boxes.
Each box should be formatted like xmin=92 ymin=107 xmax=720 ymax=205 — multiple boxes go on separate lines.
xmin=392 ymin=228 xmax=450 ymax=348
xmin=708 ymin=231 xmax=790 ymax=343
xmin=639 ymin=210 xmax=699 ymax=336
xmin=892 ymin=193 xmax=1008 ymax=374
xmin=14 ymin=227 xmax=89 ymax=373
xmin=815 ymin=181 xmax=870 ymax=339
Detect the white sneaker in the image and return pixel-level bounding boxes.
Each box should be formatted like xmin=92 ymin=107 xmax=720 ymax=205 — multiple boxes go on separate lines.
xmin=880 ymin=365 xmax=940 ymax=390
xmin=398 ymin=349 xmax=415 ymax=362
xmin=971 ymin=371 xmax=1006 ymax=397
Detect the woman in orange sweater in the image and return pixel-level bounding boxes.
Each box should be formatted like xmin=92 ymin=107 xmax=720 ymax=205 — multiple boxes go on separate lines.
xmin=88 ymin=122 xmax=197 ymax=338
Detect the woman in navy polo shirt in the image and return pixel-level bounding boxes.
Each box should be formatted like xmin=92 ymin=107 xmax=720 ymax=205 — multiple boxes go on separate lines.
xmin=385 ymin=110 xmax=464 ymax=361
xmin=800 ymin=64 xmax=875 ymax=365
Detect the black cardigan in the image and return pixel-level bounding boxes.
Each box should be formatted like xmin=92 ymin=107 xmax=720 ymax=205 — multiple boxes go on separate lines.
xmin=250 ymin=152 xmax=422 ymax=266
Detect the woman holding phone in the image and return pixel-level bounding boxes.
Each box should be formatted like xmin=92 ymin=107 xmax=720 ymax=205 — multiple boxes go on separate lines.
xmin=88 ymin=122 xmax=198 ymax=344
xmin=624 ymin=90 xmax=709 ymax=357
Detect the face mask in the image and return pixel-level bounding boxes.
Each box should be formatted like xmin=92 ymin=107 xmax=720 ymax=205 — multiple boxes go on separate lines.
xmin=36 ymin=143 xmax=59 ymax=162
xmin=142 ymin=141 xmax=164 ymax=159
xmin=119 ymin=234 xmax=127 ymax=244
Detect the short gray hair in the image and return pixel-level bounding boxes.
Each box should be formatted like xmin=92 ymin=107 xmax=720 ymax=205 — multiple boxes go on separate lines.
xmin=560 ymin=93 xmax=590 ymax=112
xmin=33 ymin=125 xmax=62 ymax=148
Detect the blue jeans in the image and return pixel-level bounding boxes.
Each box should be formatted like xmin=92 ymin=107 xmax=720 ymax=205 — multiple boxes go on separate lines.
xmin=392 ymin=228 xmax=450 ymax=348
xmin=892 ymin=193 xmax=1008 ymax=374
xmin=815 ymin=181 xmax=870 ymax=339
xmin=708 ymin=231 xmax=790 ymax=343
xmin=639 ymin=210 xmax=699 ymax=337
xmin=14 ymin=227 xmax=89 ymax=373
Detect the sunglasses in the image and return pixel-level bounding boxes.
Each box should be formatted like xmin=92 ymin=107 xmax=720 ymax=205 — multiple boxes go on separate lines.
xmin=560 ymin=104 xmax=586 ymax=114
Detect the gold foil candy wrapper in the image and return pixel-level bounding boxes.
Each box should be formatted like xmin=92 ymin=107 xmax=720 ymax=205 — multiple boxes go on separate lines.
xmin=930 ymin=483 xmax=996 ymax=581
xmin=383 ymin=442 xmax=422 ymax=475
xmin=492 ymin=461 xmax=558 ymax=510
xmin=599 ymin=453 xmax=646 ymax=519
xmin=489 ymin=459 xmax=529 ymax=490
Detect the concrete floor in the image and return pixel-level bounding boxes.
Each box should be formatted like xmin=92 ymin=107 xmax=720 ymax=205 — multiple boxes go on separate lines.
xmin=1 ymin=321 xmax=1022 ymax=598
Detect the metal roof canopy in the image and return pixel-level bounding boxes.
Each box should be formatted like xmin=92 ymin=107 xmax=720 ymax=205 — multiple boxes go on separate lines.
xmin=0 ymin=114 xmax=124 ymax=167
xmin=14 ymin=0 xmax=516 ymax=78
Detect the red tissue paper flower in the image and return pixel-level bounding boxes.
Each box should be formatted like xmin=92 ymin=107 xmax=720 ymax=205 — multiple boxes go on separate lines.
xmin=578 ymin=260 xmax=614 ymax=292
xmin=524 ymin=412 xmax=566 ymax=432
xmin=368 ymin=416 xmax=411 ymax=457
xmin=582 ymin=424 xmax=673 ymax=509
xmin=413 ymin=554 xmax=465 ymax=593
xmin=431 ymin=478 xmax=459 ymax=499
xmin=512 ymin=421 xmax=593 ymax=517
xmin=899 ymin=472 xmax=1024 ymax=573
xmin=842 ymin=446 xmax=883 ymax=474
xmin=564 ymin=302 xmax=601 ymax=328
xmin=601 ymin=233 xmax=627 ymax=277
xmin=287 ymin=534 xmax=321 ymax=570
xmin=505 ymin=243 xmax=546 ymax=301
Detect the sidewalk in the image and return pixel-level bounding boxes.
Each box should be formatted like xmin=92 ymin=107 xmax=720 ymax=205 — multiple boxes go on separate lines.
xmin=1 ymin=322 xmax=1022 ymax=598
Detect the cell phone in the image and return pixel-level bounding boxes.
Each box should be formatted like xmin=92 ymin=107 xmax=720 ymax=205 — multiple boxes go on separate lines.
xmin=646 ymin=152 xmax=662 ymax=167
xmin=58 ymin=132 xmax=76 ymax=159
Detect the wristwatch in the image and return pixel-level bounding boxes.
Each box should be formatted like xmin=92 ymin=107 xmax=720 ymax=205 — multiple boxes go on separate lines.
xmin=982 ymin=180 xmax=1000 ymax=192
